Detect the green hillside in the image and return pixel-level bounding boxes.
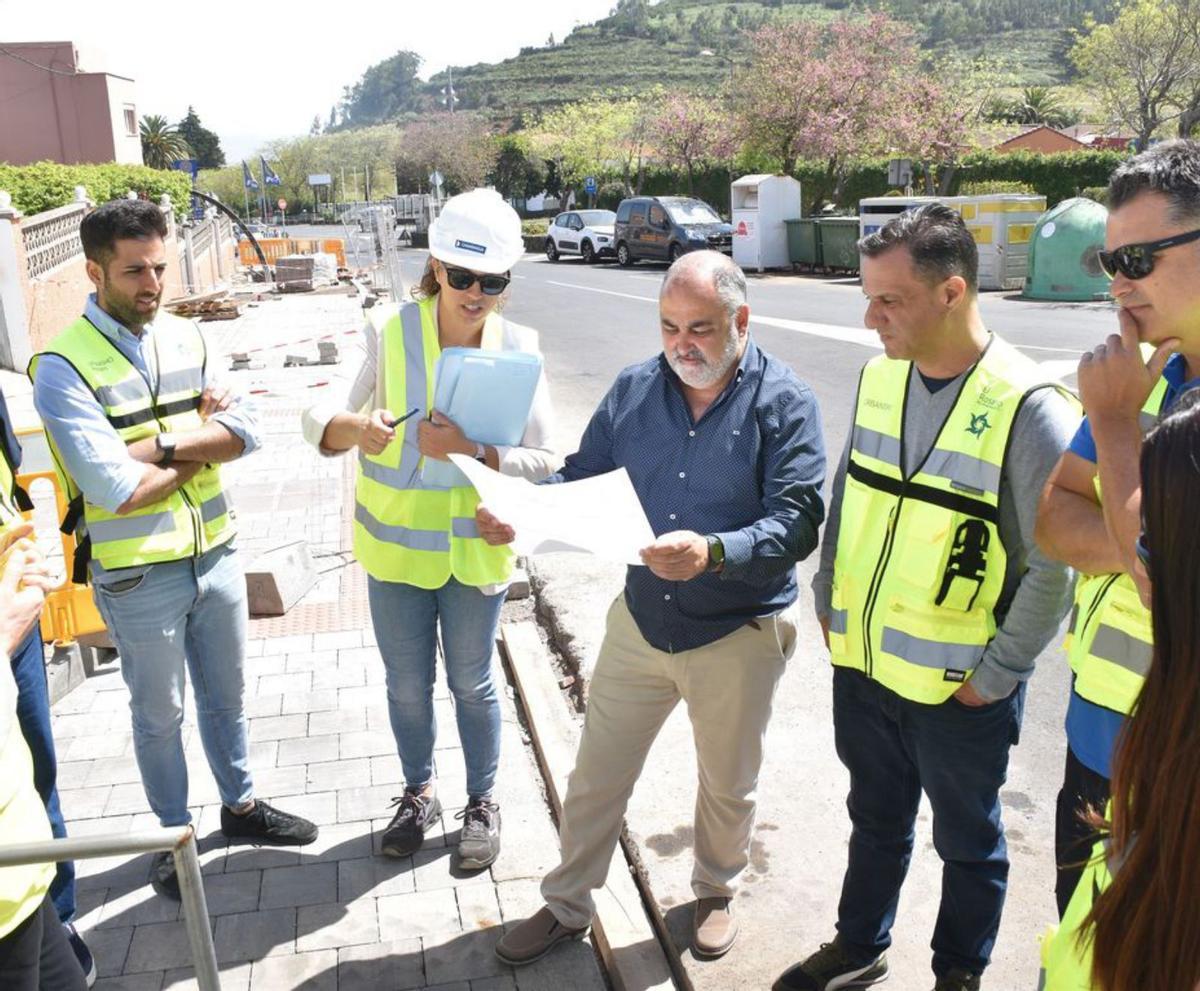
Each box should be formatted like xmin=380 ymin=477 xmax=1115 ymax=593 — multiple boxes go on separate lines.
xmin=336 ymin=0 xmax=1114 ymax=126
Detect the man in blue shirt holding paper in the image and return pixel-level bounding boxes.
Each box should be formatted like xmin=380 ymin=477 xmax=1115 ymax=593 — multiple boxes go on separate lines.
xmin=482 ymin=250 xmax=826 ymax=964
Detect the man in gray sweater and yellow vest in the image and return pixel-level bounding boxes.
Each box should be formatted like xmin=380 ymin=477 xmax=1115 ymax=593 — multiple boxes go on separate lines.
xmin=1035 ymin=139 xmax=1200 ymax=917
xmin=773 ymin=205 xmax=1077 ymax=991
xmin=30 ymin=199 xmax=317 ymax=900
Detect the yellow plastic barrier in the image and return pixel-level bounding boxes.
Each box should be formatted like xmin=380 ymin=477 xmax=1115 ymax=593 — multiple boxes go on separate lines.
xmin=16 ymin=468 xmax=106 ymax=646
xmin=237 ymin=238 xmax=346 ymax=269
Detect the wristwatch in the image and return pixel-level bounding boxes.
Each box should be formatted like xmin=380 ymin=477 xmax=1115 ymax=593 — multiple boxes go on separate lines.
xmin=155 ymin=434 xmax=177 ymax=467
xmin=474 ymin=442 xmax=487 ymax=464
xmin=705 ymin=534 xmax=725 ymax=573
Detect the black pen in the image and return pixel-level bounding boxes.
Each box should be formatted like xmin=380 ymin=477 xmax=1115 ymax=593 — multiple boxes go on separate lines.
xmin=385 ymin=406 xmax=421 ymax=428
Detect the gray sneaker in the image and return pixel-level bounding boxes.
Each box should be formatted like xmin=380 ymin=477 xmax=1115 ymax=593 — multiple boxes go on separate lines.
xmin=455 ymin=796 xmax=501 ymax=869
xmin=933 ymin=969 xmax=980 ymax=991
xmin=495 ymin=905 xmax=588 ymax=966
xmin=381 ymin=788 xmax=442 ymax=858
xmin=773 ymin=936 xmax=889 ymax=990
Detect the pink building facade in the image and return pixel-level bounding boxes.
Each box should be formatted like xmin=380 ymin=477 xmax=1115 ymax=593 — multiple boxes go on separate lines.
xmin=0 ymin=42 xmax=142 ymax=166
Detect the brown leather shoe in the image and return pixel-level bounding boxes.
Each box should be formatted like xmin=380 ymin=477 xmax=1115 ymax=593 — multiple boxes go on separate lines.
xmin=495 ymin=905 xmax=589 ymax=966
xmin=693 ymin=896 xmax=738 ymax=959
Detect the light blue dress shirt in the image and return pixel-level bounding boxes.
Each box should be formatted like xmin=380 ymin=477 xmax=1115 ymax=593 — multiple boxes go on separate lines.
xmin=32 ymin=293 xmax=261 ymax=517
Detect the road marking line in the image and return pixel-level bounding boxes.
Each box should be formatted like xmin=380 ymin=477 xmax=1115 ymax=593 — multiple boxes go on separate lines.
xmin=545 ymin=279 xmax=1074 ymax=378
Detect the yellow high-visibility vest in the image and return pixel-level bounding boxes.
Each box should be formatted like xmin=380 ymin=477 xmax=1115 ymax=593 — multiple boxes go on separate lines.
xmin=29 ymin=313 xmax=235 ymax=577
xmin=1064 ymin=378 xmax=1170 ymax=716
xmin=830 ymin=336 xmax=1071 ymax=703
xmin=353 ymin=296 xmax=513 ymax=588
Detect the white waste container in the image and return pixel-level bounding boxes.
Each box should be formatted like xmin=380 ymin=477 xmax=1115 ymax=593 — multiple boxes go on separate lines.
xmin=732 ymin=174 xmax=802 ymax=272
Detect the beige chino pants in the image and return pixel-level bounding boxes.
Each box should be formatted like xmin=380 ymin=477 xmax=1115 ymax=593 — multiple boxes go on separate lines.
xmin=542 ymin=594 xmax=797 ymax=930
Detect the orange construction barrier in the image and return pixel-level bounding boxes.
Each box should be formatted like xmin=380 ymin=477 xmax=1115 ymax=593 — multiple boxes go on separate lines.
xmin=238 ymin=237 xmax=346 ymax=269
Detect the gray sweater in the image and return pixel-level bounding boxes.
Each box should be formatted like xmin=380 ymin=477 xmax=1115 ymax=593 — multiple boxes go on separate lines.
xmin=812 ymin=363 xmax=1079 ymax=702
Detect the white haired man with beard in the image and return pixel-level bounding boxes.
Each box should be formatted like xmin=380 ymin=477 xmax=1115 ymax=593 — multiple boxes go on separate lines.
xmin=478 ymin=250 xmax=826 ymax=964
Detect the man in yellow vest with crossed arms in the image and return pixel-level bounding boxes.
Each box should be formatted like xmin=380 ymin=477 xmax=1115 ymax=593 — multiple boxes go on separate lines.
xmin=1036 ymin=139 xmax=1200 ymax=920
xmin=774 ymin=205 xmax=1077 ymax=991
xmin=30 ymin=199 xmax=318 ymax=901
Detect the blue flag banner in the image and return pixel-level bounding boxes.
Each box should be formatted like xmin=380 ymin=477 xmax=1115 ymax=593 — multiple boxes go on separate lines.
xmin=242 ymin=161 xmax=260 ymax=190
xmin=261 ymin=157 xmax=282 ymax=186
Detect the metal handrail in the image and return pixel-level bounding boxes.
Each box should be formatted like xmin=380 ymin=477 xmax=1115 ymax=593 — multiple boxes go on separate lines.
xmin=0 ymin=826 xmax=219 ymax=989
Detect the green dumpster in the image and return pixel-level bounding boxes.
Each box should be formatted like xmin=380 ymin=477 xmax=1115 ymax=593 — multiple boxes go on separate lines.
xmin=785 ymin=219 xmax=820 ymax=267
xmin=816 ymin=217 xmax=861 ymax=272
xmin=1023 ymin=197 xmax=1111 ymax=301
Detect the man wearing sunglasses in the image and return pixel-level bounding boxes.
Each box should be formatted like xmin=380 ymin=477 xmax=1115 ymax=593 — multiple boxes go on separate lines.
xmin=1036 ymin=139 xmax=1200 ymax=918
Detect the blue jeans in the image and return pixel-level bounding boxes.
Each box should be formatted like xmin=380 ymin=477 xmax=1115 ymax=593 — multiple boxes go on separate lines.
xmin=368 ymin=576 xmax=505 ymax=799
xmin=10 ymin=631 xmax=75 ymax=923
xmin=92 ymin=545 xmax=253 ymax=827
xmin=832 ymin=668 xmax=1025 ymax=978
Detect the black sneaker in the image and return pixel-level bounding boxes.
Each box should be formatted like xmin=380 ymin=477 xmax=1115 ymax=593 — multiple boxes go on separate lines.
xmin=773 ymin=935 xmax=889 ymax=990
xmin=64 ymin=922 xmax=97 ymax=988
xmin=456 ymin=796 xmax=501 ymax=870
xmin=150 ymin=850 xmax=181 ymax=901
xmin=220 ymin=801 xmax=319 ymax=846
xmin=933 ymin=969 xmax=980 ymax=991
xmin=381 ymin=789 xmax=442 ymax=858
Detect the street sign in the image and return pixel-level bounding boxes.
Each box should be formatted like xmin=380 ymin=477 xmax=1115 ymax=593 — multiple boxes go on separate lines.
xmin=308 ymin=174 xmax=332 ymax=186
xmin=170 ymin=159 xmax=199 ymax=179
xmin=887 ymin=158 xmax=912 ymax=187
xmin=278 ymin=198 xmax=287 ymax=210
xmin=429 ymin=170 xmax=444 ymax=189
xmin=584 ymin=176 xmax=597 ymax=194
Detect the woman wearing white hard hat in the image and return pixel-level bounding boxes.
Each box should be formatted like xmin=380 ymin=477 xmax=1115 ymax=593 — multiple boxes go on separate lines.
xmin=302 ymin=188 xmax=556 ymax=869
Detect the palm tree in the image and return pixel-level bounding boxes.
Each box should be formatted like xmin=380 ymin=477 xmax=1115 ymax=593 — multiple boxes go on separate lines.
xmin=139 ymin=115 xmax=191 ymax=169
xmin=1009 ymin=87 xmax=1073 ymax=128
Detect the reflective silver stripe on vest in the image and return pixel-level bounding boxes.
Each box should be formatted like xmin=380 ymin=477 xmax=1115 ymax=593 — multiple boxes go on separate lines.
xmin=94 ymin=367 xmax=202 ymax=408
xmin=921 ymin=448 xmax=1002 ymax=497
xmin=828 ymin=607 xmax=848 ymax=635
xmin=86 ymin=511 xmax=177 ymax=543
xmin=1090 ymin=623 xmax=1153 ymax=677
xmin=452 ymin=517 xmax=479 ymax=539
xmin=1036 ymin=968 xmax=1046 ymax=991
xmin=881 ymin=627 xmax=985 ymax=671
xmin=354 ymin=503 xmax=450 ymax=552
xmin=200 ymin=492 xmax=229 ymax=523
xmin=358 ymin=453 xmax=419 ymax=491
xmin=1139 ymin=410 xmax=1159 ymax=434
xmin=851 ymin=426 xmax=901 ymax=468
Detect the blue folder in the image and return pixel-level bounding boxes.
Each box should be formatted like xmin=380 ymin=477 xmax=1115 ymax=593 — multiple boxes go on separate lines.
xmin=421 ymin=347 xmax=543 ymax=488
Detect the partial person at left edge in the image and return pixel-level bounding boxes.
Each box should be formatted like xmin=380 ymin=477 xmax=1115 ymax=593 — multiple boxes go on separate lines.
xmin=28 ymin=199 xmax=318 ymax=902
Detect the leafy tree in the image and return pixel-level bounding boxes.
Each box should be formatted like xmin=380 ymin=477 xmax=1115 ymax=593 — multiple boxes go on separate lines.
xmin=646 ymin=93 xmax=736 ymax=195
xmin=394 ymin=113 xmax=496 ymax=195
xmin=176 ymin=107 xmax=225 ymax=169
xmin=341 ymin=50 xmax=423 ymax=125
xmin=310 ymin=115 xmax=323 ymax=136
xmin=1071 ymin=0 xmax=1200 ymax=147
xmin=139 ymin=115 xmax=190 ymax=169
xmin=489 ymin=135 xmax=547 ymax=200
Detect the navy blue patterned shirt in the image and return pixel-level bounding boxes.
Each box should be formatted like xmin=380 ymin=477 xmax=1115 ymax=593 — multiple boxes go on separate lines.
xmin=545 ymin=338 xmax=825 ymax=652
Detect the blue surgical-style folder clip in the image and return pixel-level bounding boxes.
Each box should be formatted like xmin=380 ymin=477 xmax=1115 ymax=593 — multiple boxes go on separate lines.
xmin=420 ymin=347 xmax=543 ymax=488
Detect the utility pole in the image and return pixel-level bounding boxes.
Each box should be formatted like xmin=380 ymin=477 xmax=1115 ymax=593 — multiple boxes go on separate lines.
xmin=441 ymin=67 xmax=458 ymax=114
xmin=365 ymin=163 xmax=372 ymax=202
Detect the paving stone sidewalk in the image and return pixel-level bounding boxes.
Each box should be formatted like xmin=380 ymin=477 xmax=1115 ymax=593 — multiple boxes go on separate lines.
xmin=32 ymin=292 xmax=609 ymax=991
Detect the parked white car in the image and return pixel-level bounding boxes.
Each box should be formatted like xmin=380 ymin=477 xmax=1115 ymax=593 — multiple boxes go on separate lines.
xmin=545 ymin=210 xmax=617 ymax=263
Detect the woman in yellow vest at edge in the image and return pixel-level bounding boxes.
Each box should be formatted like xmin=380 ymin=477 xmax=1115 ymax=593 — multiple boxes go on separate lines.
xmin=1041 ymin=389 xmax=1200 ymax=991
xmin=302 ymin=189 xmax=556 ymax=871
xmin=0 ymin=530 xmax=88 ymax=988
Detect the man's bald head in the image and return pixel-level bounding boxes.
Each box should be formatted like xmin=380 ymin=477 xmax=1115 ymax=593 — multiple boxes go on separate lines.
xmin=661 ymin=250 xmax=747 ymax=321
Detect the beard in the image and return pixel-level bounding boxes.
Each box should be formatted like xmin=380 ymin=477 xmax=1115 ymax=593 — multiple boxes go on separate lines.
xmin=99 ymin=278 xmax=161 ymax=331
xmin=667 ymin=323 xmax=741 ymax=389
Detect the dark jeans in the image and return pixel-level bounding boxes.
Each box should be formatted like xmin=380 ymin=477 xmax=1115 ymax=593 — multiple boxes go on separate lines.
xmin=1054 ymin=746 xmax=1110 ymax=918
xmin=10 ymin=631 xmax=75 ymax=923
xmin=832 ymin=667 xmax=1024 ymax=979
xmin=0 ymin=895 xmax=87 ymax=991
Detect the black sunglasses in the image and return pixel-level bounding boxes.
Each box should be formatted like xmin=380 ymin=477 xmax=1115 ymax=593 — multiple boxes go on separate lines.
xmin=442 ymin=264 xmax=510 ymax=295
xmin=1097 ymin=227 xmax=1200 ymax=281
xmin=1135 ymin=530 xmax=1151 ymax=571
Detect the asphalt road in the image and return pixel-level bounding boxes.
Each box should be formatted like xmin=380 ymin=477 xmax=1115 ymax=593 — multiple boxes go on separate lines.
xmin=304 ymin=244 xmax=1120 ymax=986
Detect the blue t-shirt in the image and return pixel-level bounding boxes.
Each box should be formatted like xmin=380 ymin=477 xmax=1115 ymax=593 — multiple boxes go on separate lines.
xmin=1066 ymin=353 xmax=1200 ymax=777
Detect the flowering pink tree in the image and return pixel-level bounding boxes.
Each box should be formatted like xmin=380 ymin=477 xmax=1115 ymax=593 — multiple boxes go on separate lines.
xmin=646 ymin=93 xmax=737 ymax=195
xmin=736 ymin=14 xmax=929 ymax=211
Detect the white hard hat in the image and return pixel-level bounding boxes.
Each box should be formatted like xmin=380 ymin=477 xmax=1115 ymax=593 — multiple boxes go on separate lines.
xmin=428 ymin=188 xmax=524 ymax=274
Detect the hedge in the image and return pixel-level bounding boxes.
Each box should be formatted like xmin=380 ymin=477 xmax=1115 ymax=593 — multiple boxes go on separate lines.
xmin=0 ymin=161 xmax=194 ymax=217
xmin=600 ymin=148 xmax=1130 ymax=217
